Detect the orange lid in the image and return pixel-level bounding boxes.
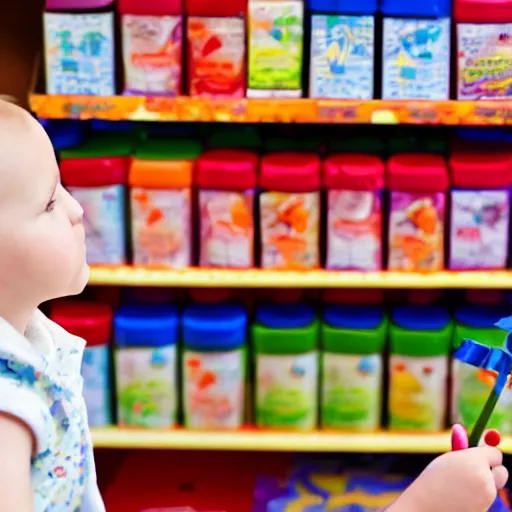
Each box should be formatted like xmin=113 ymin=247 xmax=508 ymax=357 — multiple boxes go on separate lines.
xmin=129 ymin=159 xmax=193 ymax=189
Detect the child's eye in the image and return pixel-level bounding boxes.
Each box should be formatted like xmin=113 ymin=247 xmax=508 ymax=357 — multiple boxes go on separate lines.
xmin=45 ymin=199 xmax=56 ymax=213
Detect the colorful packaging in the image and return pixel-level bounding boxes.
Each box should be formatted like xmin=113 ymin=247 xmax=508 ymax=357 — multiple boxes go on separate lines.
xmin=310 ymin=14 xmax=375 ymax=99
xmin=321 ymin=305 xmax=387 ymax=431
xmin=130 ymin=139 xmax=201 ymax=268
xmin=118 ymin=0 xmax=182 ymax=15
xmin=452 ymin=305 xmax=512 ymax=435
xmin=248 ymin=1 xmax=304 ymax=98
xmin=185 ymin=0 xmax=247 ymax=16
xmin=323 ymin=154 xmax=384 ymax=271
xmin=60 ymin=136 xmax=131 ymax=265
xmin=387 ymin=154 xmax=449 ymax=272
xmin=449 ymin=152 xmax=511 ymax=270
xmin=382 ymin=18 xmax=451 ymax=100
xmin=114 ymin=305 xmax=179 ymax=428
xmin=44 ymin=12 xmax=115 ymax=95
xmin=389 ymin=305 xmax=452 ymax=431
xmin=187 ymin=17 xmax=246 ymax=98
xmin=259 ymin=152 xmax=321 ymax=269
xmin=197 ymin=150 xmax=258 ymax=268
xmin=51 ymin=301 xmax=113 ymax=427
xmin=122 ymin=15 xmax=182 ymax=96
xmin=182 ymin=303 xmax=247 ymax=429
xmin=253 ymin=304 xmax=319 ymax=431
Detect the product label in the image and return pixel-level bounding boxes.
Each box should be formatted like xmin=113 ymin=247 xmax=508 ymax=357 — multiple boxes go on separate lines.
xmin=260 ymin=191 xmax=320 ymax=269
xmin=450 ymin=190 xmax=510 ymax=270
xmin=388 ymin=191 xmax=445 ymax=271
xmin=326 ymin=190 xmax=382 ymax=270
xmin=389 ymin=355 xmax=447 ymax=431
xmin=69 ymin=185 xmax=126 ymax=265
xmin=44 ymin=12 xmax=115 ymax=95
xmin=457 ymin=23 xmax=512 ymax=100
xmin=188 ymin=17 xmax=246 ymax=98
xmin=81 ymin=346 xmax=112 ymax=427
xmin=382 ymin=18 xmax=450 ymax=100
xmin=183 ymin=350 xmax=245 ymax=429
xmin=256 ymin=352 xmax=318 ymax=430
xmin=310 ymin=15 xmax=374 ymax=100
xmin=322 ymin=353 xmax=382 ymax=430
xmin=248 ymin=1 xmax=304 ymax=92
xmin=131 ymin=188 xmax=191 ymax=268
xmin=115 ymin=345 xmax=177 ymax=428
xmin=122 ymin=15 xmax=182 ymax=95
xmin=452 ymin=360 xmax=512 ymax=435
xmin=199 ymin=190 xmax=254 ymax=268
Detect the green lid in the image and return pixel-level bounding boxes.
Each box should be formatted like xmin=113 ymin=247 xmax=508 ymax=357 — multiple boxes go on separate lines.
xmin=60 ymin=134 xmax=133 ymax=159
xmin=329 ymin=136 xmax=385 ymax=154
xmin=208 ymin=129 xmax=262 ymax=149
xmin=135 ymin=138 xmax=203 ymax=160
xmin=264 ymin=137 xmax=321 ymax=153
xmin=387 ymin=136 xmax=420 ymax=154
xmin=423 ymin=138 xmax=448 ymax=154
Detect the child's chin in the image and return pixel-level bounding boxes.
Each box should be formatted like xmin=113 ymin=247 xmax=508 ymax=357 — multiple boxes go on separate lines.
xmin=69 ymin=263 xmax=90 ymax=296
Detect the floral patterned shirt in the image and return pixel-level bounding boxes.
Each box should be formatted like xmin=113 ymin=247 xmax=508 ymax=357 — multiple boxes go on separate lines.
xmin=0 ymin=309 xmax=105 ymax=511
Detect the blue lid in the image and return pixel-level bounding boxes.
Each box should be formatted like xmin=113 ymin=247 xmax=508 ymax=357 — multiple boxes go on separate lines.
xmin=324 ymin=305 xmax=384 ymax=330
xmin=457 ymin=128 xmax=512 ymax=143
xmin=308 ymin=0 xmax=378 ymax=14
xmin=256 ymin=303 xmax=316 ymax=329
xmin=47 ymin=121 xmax=85 ymax=151
xmin=392 ymin=305 xmax=450 ymax=331
xmin=183 ymin=303 xmax=247 ymax=351
xmin=455 ymin=305 xmax=511 ymax=329
xmin=114 ymin=304 xmax=179 ymax=347
xmin=91 ymin=120 xmax=134 ymax=132
xmin=381 ymin=0 xmax=451 ymax=17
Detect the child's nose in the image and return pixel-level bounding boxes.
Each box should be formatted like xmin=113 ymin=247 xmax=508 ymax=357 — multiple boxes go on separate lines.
xmin=66 ymin=192 xmax=84 ymax=226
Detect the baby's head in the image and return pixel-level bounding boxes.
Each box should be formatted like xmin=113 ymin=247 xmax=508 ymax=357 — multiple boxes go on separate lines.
xmin=0 ymin=101 xmax=88 ymax=328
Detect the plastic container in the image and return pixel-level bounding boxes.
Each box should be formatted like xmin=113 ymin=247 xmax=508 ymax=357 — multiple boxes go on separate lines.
xmin=453 ymin=305 xmax=512 ymax=435
xmin=259 ymin=152 xmax=321 ymax=269
xmin=184 ymin=0 xmax=247 ymax=16
xmin=45 ymin=0 xmax=113 ymax=8
xmin=197 ymin=150 xmax=258 ymax=268
xmin=44 ymin=11 xmax=115 ymax=95
xmin=248 ymin=1 xmax=304 ymax=98
xmin=182 ymin=303 xmax=247 ymax=429
xmin=321 ymin=305 xmax=387 ymax=431
xmin=456 ymin=0 xmax=512 ymax=99
xmin=51 ymin=301 xmax=113 ymax=427
xmin=381 ymin=0 xmax=451 ymax=100
xmin=114 ymin=304 xmax=179 ymax=428
xmin=121 ymin=15 xmax=183 ymax=96
xmin=389 ymin=305 xmax=452 ymax=431
xmin=130 ymin=139 xmax=201 ymax=268
xmin=60 ymin=137 xmax=131 ymax=265
xmin=45 ymin=121 xmax=85 ymax=151
xmin=309 ymin=0 xmax=378 ymax=99
xmin=323 ymin=154 xmax=384 ymax=270
xmin=118 ymin=0 xmax=182 ymax=15
xmin=449 ymin=152 xmax=511 ymax=270
xmin=253 ymin=304 xmax=319 ymax=430
xmin=187 ymin=17 xmax=246 ymax=98
xmin=387 ymin=154 xmax=449 ymax=271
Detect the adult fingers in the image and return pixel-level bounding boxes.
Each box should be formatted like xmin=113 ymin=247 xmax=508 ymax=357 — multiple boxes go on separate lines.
xmin=492 ymin=465 xmax=509 ymax=490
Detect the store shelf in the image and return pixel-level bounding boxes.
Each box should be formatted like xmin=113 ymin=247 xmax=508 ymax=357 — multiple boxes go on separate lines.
xmin=90 ymin=428 xmax=512 ymax=453
xmin=88 ymin=266 xmax=512 ymax=289
xmin=30 ymin=94 xmax=512 ymax=125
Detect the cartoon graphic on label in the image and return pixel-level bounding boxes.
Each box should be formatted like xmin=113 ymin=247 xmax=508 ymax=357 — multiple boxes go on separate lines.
xmin=326 ymin=190 xmax=382 ymax=270
xmin=458 ymin=23 xmax=512 ymax=99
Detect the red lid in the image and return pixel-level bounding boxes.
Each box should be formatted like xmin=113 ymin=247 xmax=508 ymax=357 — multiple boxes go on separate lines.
xmin=189 ymin=289 xmax=234 ymax=303
xmin=450 ymin=152 xmax=512 ymax=188
xmin=323 ymin=153 xmax=385 ymax=190
xmin=60 ymin=157 xmax=129 ymax=187
xmin=407 ymin=290 xmax=444 ymax=304
xmin=260 ymin=152 xmax=321 ymax=192
xmin=197 ymin=150 xmax=258 ymax=190
xmin=256 ymin=288 xmax=304 ymax=303
xmin=455 ymin=0 xmax=512 ymax=23
xmin=465 ymin=289 xmax=506 ymax=305
xmin=387 ymin=154 xmax=449 ymax=193
xmin=184 ymin=0 xmax=247 ymax=16
xmin=50 ymin=301 xmax=112 ymax=346
xmin=323 ymin=289 xmax=384 ymax=304
xmin=118 ymin=0 xmax=182 ymax=15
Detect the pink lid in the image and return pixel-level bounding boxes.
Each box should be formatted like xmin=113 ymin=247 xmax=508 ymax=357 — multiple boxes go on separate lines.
xmin=260 ymin=152 xmax=321 ymax=192
xmin=118 ymin=0 xmax=182 ymax=15
xmin=61 ymin=157 xmax=129 ymax=187
xmin=197 ymin=150 xmax=258 ymax=190
xmin=323 ymin=289 xmax=384 ymax=304
xmin=51 ymin=301 xmax=112 ymax=346
xmin=450 ymin=152 xmax=512 ymax=188
xmin=387 ymin=154 xmax=449 ymax=193
xmin=323 ymin=153 xmax=385 ymax=190
xmin=46 ymin=0 xmax=113 ymax=8
xmin=455 ymin=0 xmax=512 ymax=23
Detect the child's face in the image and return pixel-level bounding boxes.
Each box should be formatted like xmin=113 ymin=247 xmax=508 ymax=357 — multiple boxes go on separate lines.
xmin=0 ymin=103 xmax=89 ymax=309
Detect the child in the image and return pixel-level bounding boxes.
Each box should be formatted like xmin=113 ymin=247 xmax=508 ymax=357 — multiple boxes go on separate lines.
xmin=0 ymin=100 xmax=507 ymax=511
